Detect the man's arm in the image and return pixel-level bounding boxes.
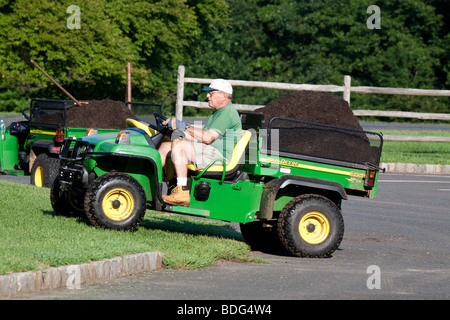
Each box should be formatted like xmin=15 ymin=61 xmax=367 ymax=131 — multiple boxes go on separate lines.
xmin=184 ymin=126 xmax=220 ymax=144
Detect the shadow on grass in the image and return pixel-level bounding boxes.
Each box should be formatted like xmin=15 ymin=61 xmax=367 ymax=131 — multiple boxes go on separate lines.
xmin=43 ymin=209 xmax=298 ymax=259
xmin=140 ymin=213 xmax=245 ymax=242
xmin=44 ymin=208 xmax=245 ymax=242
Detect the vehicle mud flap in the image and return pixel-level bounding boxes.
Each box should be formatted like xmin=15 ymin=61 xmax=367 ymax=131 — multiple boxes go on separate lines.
xmin=258 ymin=178 xmax=281 ymax=219
xmin=155 ymin=182 xmax=166 ymax=211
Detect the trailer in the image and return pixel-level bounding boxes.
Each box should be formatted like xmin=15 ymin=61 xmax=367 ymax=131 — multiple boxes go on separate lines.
xmin=0 ymin=99 xmax=160 ymax=187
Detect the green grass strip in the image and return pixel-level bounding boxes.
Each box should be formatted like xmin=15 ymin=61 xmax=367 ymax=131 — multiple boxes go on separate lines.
xmin=380 ymin=131 xmax=450 ymax=164
xmin=0 ymin=180 xmax=260 ymax=275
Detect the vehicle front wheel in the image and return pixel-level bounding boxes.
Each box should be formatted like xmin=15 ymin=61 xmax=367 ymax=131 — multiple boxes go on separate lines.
xmin=84 ymin=172 xmax=147 ymax=231
xmin=277 ymin=194 xmax=344 ymax=258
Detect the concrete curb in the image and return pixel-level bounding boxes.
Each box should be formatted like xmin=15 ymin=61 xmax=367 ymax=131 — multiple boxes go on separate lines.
xmin=381 ymin=163 xmax=450 ymax=175
xmin=0 ymin=251 xmax=162 ymax=299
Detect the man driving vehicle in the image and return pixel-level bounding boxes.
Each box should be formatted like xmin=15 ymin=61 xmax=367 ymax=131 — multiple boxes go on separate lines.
xmin=158 ymin=79 xmax=242 ymax=207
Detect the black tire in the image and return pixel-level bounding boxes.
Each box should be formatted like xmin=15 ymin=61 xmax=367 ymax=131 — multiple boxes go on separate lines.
xmin=30 ymin=153 xmax=59 ymax=188
xmin=84 ymin=172 xmax=146 ymax=231
xmin=50 ymin=176 xmax=86 ymax=217
xmin=277 ymin=194 xmax=344 ymax=258
xmin=240 ymin=221 xmax=282 ymax=251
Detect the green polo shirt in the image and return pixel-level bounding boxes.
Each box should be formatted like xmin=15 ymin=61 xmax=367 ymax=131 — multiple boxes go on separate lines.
xmin=203 ymin=102 xmax=242 ymax=160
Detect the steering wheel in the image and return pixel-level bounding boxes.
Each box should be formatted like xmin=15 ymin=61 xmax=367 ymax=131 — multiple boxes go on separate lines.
xmin=153 ymin=112 xmax=171 ymax=133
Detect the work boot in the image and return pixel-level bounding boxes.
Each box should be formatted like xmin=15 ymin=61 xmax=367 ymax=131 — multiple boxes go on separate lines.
xmin=162 ymin=185 xmax=190 ymax=207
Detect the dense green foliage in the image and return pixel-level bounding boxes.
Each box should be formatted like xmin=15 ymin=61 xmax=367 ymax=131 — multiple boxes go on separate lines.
xmin=0 ymin=0 xmax=448 ymax=114
xmin=187 ymin=0 xmax=449 ymax=113
xmin=0 ymin=0 xmax=229 ymax=112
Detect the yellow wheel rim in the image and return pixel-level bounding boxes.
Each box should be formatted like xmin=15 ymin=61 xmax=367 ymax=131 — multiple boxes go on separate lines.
xmin=102 ymin=188 xmax=135 ymax=221
xmin=299 ymin=211 xmax=330 ymax=244
xmin=34 ymin=166 xmax=44 ymax=187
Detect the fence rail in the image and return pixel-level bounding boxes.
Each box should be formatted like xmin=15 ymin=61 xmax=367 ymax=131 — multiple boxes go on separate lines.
xmin=176 ymin=65 xmax=450 ymax=142
xmin=382 ymin=135 xmax=450 ymax=142
xmin=352 ymin=109 xmax=450 ymax=121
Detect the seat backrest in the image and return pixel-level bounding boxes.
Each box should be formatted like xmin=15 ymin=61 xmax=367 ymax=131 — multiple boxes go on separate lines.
xmin=187 ymin=130 xmax=252 ymax=174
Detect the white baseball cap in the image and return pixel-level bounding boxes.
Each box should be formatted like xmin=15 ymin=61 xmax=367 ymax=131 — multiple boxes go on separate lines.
xmin=202 ymin=79 xmax=233 ymax=95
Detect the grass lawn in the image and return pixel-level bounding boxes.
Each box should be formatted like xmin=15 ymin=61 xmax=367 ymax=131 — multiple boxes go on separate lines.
xmin=0 ymin=180 xmax=260 ymax=275
xmin=379 ymin=131 xmax=450 ymax=165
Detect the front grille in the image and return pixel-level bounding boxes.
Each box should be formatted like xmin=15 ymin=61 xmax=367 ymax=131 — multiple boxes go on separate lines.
xmin=60 ymin=138 xmax=91 ymax=161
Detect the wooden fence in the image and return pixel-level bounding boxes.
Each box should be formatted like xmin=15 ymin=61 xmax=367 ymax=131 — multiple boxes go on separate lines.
xmin=175 ymin=65 xmax=450 ymax=142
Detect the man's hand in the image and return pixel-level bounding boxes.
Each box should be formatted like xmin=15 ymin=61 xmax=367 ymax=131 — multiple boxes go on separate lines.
xmin=162 ymin=117 xmax=188 ymax=130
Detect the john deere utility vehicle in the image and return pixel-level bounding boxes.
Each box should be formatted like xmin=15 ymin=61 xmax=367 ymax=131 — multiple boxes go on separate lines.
xmin=53 ymin=112 xmax=383 ymax=258
xmin=0 ymin=99 xmax=161 ymax=188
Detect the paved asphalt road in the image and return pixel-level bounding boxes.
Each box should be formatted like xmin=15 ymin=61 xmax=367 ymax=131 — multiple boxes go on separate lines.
xmin=10 ymin=172 xmax=449 ymax=301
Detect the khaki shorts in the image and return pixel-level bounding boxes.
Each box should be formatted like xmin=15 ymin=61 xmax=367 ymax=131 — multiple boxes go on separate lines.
xmin=192 ymin=142 xmax=227 ymax=170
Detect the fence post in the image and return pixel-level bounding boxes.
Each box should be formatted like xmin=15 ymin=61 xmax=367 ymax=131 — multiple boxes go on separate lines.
xmin=176 ymin=65 xmax=185 ymax=120
xmin=126 ymin=62 xmax=132 ymax=110
xmin=343 ymin=75 xmax=351 ymax=106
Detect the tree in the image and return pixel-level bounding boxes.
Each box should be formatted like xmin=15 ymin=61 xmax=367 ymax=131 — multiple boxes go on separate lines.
xmin=187 ymin=0 xmax=449 ymax=114
xmin=0 ymin=0 xmax=229 ymax=111
xmin=1 ymin=0 xmax=448 ymax=115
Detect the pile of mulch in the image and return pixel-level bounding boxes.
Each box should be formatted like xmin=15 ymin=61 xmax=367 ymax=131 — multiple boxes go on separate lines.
xmin=66 ymin=99 xmax=135 ymax=129
xmin=256 ymin=91 xmax=363 ymax=130
xmin=255 ymin=91 xmax=381 ymax=165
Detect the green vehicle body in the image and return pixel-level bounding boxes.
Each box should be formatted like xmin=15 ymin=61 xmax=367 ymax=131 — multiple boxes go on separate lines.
xmin=55 ymin=112 xmax=383 ymax=257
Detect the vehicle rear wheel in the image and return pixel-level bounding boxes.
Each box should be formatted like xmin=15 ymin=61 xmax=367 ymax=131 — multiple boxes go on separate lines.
xmin=277 ymin=194 xmax=344 ymax=258
xmin=240 ymin=221 xmax=282 ymax=251
xmin=84 ymin=172 xmax=146 ymax=230
xmin=30 ymin=153 xmax=59 ymax=188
